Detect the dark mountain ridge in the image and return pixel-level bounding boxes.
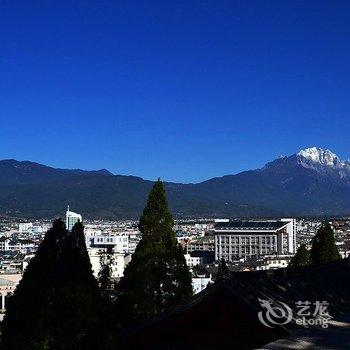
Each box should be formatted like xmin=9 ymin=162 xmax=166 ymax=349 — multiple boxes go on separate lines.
xmin=1 ymin=147 xmax=350 ymax=219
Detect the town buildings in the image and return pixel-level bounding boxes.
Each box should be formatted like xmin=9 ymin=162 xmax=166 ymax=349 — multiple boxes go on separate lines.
xmin=0 ymin=272 xmax=22 ymax=321
xmin=214 ymin=219 xmax=297 ymax=261
xmin=2 ymin=214 xmax=350 ymax=312
xmin=254 ymin=254 xmax=293 ymax=270
xmin=187 ymin=237 xmax=215 ymax=252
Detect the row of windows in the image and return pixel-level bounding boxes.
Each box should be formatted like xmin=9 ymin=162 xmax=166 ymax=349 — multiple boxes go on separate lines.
xmin=217 ymin=236 xmax=276 ymax=244
xmin=218 ymin=248 xmax=276 ymax=259
xmin=95 ymin=237 xmax=113 ymax=243
xmin=218 ymin=246 xmax=275 ymax=253
xmin=94 ymin=237 xmax=128 ymax=243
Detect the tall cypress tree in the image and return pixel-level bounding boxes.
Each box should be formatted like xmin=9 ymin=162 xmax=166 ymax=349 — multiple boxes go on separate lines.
xmin=311 ymin=222 xmax=341 ymax=265
xmin=216 ymin=258 xmax=231 ymax=282
xmin=51 ymin=222 xmax=112 ymax=349
xmin=1 ymin=220 xmax=116 ymax=349
xmin=1 ymin=219 xmax=65 ymax=349
xmin=116 ymin=180 xmax=193 ymax=327
xmin=288 ymin=244 xmax=311 ymax=268
xmin=98 ymin=247 xmax=114 ymax=298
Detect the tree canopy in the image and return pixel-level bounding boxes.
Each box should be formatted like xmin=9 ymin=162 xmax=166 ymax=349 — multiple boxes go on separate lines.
xmin=216 ymin=258 xmax=231 ymax=282
xmin=1 ymin=220 xmax=116 ymax=349
xmin=116 ymin=179 xmax=193 ymax=327
xmin=310 ymin=222 xmax=341 ymax=265
xmin=98 ymin=246 xmax=115 ymax=299
xmin=288 ymin=244 xmax=311 ymax=268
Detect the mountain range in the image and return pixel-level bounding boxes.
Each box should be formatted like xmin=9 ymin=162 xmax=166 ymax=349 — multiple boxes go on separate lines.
xmin=1 ymin=147 xmax=350 ymax=219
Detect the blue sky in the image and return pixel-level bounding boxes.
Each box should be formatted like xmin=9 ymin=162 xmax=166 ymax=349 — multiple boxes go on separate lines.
xmin=0 ymin=1 xmax=349 ymax=182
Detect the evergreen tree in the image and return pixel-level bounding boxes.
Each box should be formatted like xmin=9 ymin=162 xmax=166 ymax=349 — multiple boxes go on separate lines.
xmin=1 ymin=219 xmax=65 ymax=349
xmin=288 ymin=244 xmax=311 ymax=268
xmin=216 ymin=258 xmax=231 ymax=282
xmin=51 ymin=222 xmax=114 ymax=349
xmin=98 ymin=247 xmax=114 ymax=298
xmin=1 ymin=220 xmax=116 ymax=349
xmin=116 ymin=180 xmax=193 ymax=327
xmin=311 ymin=222 xmax=341 ymax=265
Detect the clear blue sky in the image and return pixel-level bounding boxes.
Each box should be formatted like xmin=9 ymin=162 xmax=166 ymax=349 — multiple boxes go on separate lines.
xmin=0 ymin=1 xmax=349 ymax=183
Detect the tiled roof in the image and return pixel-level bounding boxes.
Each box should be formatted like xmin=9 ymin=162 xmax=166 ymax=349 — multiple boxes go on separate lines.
xmin=124 ymin=258 xmax=350 ymax=342
xmin=215 ymin=220 xmax=289 ymax=231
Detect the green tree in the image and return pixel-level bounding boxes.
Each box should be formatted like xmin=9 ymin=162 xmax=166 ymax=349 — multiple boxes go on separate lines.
xmin=1 ymin=220 xmax=116 ymax=349
xmin=1 ymin=219 xmax=65 ymax=349
xmin=288 ymin=244 xmax=311 ymax=268
xmin=216 ymin=258 xmax=231 ymax=282
xmin=51 ymin=222 xmax=115 ymax=349
xmin=116 ymin=180 xmax=193 ymax=327
xmin=98 ymin=247 xmax=114 ymax=298
xmin=311 ymin=222 xmax=341 ymax=265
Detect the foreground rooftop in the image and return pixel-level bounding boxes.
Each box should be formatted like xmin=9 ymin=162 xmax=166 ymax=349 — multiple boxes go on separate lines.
xmin=123 ymin=258 xmax=350 ymax=349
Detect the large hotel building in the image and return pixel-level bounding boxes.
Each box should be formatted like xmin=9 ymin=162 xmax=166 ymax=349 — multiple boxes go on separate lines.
xmin=214 ymin=218 xmax=296 ymax=261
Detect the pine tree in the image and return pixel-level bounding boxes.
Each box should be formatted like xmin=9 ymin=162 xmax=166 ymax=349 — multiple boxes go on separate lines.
xmin=98 ymin=247 xmax=114 ymax=298
xmin=288 ymin=244 xmax=311 ymax=268
xmin=51 ymin=222 xmax=111 ymax=349
xmin=116 ymin=180 xmax=193 ymax=327
xmin=311 ymin=222 xmax=341 ymax=265
xmin=1 ymin=219 xmax=65 ymax=349
xmin=1 ymin=220 xmax=117 ymax=349
xmin=216 ymin=258 xmax=231 ymax=282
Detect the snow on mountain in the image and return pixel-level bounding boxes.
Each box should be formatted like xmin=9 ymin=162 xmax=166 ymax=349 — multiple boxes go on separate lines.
xmin=297 ymin=147 xmax=343 ymax=166
xmin=296 ymin=147 xmax=349 ymax=171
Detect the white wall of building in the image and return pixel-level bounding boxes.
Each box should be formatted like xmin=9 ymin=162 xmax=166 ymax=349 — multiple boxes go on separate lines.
xmin=88 ymin=248 xmax=129 ymax=279
xmin=184 ymin=254 xmax=204 ymax=267
xmin=192 ymin=275 xmax=212 ymax=294
xmin=66 ymin=207 xmax=82 ymax=231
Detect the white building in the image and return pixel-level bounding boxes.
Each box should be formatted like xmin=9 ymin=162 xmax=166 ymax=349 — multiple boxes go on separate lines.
xmin=8 ymin=239 xmax=36 ymax=253
xmin=187 ymin=238 xmax=215 ymax=252
xmin=0 ymin=238 xmax=10 ymax=251
xmin=0 ymin=273 xmax=22 ymax=321
xmin=0 ymin=237 xmax=37 ymax=253
xmin=88 ymin=248 xmax=130 ymax=279
xmin=18 ymin=223 xmax=33 ymax=233
xmin=339 ymin=249 xmax=350 ymax=259
xmin=66 ymin=206 xmax=82 ymax=231
xmin=192 ymin=275 xmax=212 ymax=294
xmin=215 ymin=219 xmax=296 ymax=262
xmin=184 ymin=254 xmax=204 ymax=267
xmin=255 ymin=254 xmax=293 ymax=271
xmin=86 ymin=234 xmax=129 ymax=253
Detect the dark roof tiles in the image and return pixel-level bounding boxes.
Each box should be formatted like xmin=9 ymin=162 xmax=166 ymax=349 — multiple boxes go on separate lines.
xmin=215 ymin=220 xmax=289 ymax=231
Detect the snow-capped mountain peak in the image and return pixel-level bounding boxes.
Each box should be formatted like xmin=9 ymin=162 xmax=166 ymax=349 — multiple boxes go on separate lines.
xmin=297 ymin=147 xmax=343 ymax=167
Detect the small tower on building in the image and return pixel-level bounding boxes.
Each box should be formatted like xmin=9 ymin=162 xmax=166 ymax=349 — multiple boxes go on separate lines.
xmin=66 ymin=205 xmax=82 ymax=231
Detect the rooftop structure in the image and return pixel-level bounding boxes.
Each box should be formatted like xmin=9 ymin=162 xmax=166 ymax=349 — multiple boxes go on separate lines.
xmin=215 ymin=220 xmax=290 ymax=231
xmin=123 ymin=258 xmax=350 ymax=349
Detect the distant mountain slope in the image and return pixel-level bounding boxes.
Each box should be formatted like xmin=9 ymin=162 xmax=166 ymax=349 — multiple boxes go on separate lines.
xmin=0 ymin=147 xmax=350 ymax=219
xmin=0 ymin=160 xmax=271 ymax=219
xmin=0 ymin=159 xmax=113 ymax=185
xmin=192 ymin=147 xmax=350 ymax=216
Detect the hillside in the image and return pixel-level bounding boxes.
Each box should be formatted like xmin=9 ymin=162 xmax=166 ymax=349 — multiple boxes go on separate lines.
xmin=1 ymin=147 xmax=350 ymax=219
